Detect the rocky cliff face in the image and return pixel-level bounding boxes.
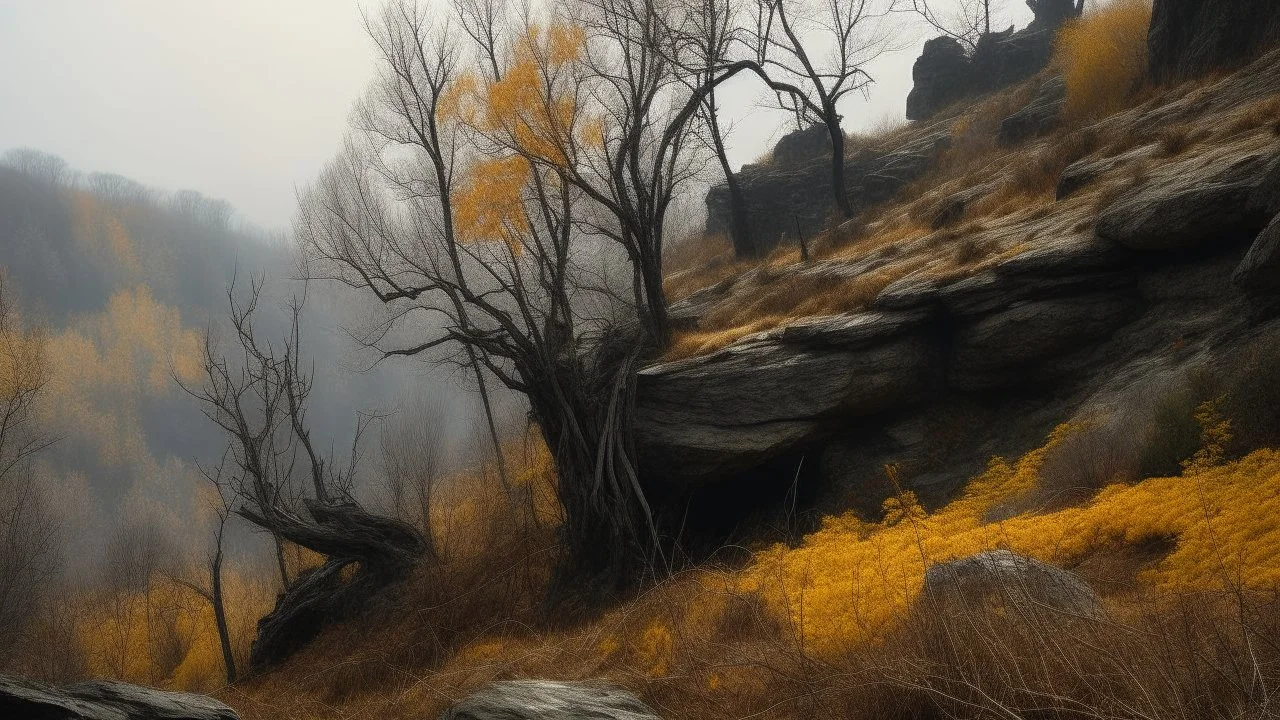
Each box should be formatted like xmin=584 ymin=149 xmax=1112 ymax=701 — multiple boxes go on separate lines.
xmin=649 ymin=47 xmax=1280 ymax=529
xmin=704 ymin=127 xmax=950 ymax=258
xmin=906 ymin=0 xmax=1080 ymax=121
xmin=1149 ymin=0 xmax=1280 ymax=85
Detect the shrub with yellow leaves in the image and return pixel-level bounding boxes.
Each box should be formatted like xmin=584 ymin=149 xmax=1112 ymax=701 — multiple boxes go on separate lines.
xmin=1055 ymin=0 xmax=1153 ymax=121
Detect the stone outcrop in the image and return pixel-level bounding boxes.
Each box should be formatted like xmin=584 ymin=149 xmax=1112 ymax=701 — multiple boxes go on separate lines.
xmin=439 ymin=681 xmax=661 ymax=720
xmin=922 ymin=549 xmax=1104 ymax=618
xmin=1096 ymin=151 xmax=1278 ymax=251
xmin=1148 ymin=0 xmax=1280 ymax=85
xmin=0 ymin=674 xmax=239 ymax=720
xmin=770 ymin=125 xmax=832 ymax=169
xmin=646 ymin=141 xmax=1280 ymax=509
xmin=704 ymin=130 xmax=949 ymax=258
xmin=636 ymin=310 xmax=939 ymax=482
xmin=906 ymin=0 xmax=1080 ymax=121
xmin=906 ymin=37 xmax=973 ymax=121
xmin=1234 ymin=214 xmax=1280 ymax=291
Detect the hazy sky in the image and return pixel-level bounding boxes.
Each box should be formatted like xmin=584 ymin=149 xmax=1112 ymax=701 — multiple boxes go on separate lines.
xmin=0 ymin=1 xmax=1032 ymax=230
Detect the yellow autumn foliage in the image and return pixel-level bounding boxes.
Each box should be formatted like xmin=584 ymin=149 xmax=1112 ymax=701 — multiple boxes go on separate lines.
xmin=1056 ymin=0 xmax=1153 ymax=121
xmin=69 ymin=568 xmax=274 ymax=692
xmin=742 ymin=415 xmax=1280 ymax=656
xmin=451 ymin=23 xmax=590 ymax=247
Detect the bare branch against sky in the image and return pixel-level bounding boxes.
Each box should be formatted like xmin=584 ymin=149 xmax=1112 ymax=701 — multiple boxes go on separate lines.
xmin=0 ymin=1 xmax=1029 ymax=229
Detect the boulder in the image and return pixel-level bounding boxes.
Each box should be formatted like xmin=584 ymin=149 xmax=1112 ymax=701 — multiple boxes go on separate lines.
xmin=1096 ymin=152 xmax=1277 ymax=251
xmin=0 ymin=675 xmax=239 ymax=720
xmin=771 ymin=125 xmax=832 ymax=169
xmin=922 ymin=549 xmax=1104 ymax=617
xmin=1148 ymin=0 xmax=1280 ymax=85
xmin=1233 ymin=213 xmax=1280 ymax=291
xmin=906 ymin=36 xmax=974 ymax=121
xmin=439 ymin=680 xmax=661 ymax=720
xmin=971 ymin=26 xmax=1058 ymax=95
xmin=999 ymin=76 xmax=1066 ymax=145
xmin=705 ymin=132 xmax=948 ymax=258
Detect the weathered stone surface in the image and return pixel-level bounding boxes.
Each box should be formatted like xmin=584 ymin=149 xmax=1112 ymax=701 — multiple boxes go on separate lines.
xmin=995 ymin=237 xmax=1130 ymax=277
xmin=949 ymin=293 xmax=1140 ymax=391
xmin=1055 ymin=145 xmax=1157 ymax=201
xmin=998 ymin=76 xmax=1066 ymax=145
xmin=771 ymin=125 xmax=831 ymax=169
xmin=1148 ymin=0 xmax=1280 ymax=85
xmin=906 ymin=1 xmax=1079 ymax=121
xmin=0 ymin=675 xmax=239 ymax=720
xmin=938 ymin=269 xmax=1135 ymax=317
xmin=922 ymin=549 xmax=1104 ymax=617
xmin=1096 ymin=152 xmax=1277 ymax=251
xmin=636 ymin=311 xmax=938 ymax=481
xmin=931 ymin=183 xmax=995 ymax=229
xmin=906 ymin=36 xmax=973 ymax=121
xmin=440 ymin=681 xmax=661 ymax=720
xmin=1234 ymin=213 xmax=1280 ymax=291
xmin=705 ymin=131 xmax=949 ymax=258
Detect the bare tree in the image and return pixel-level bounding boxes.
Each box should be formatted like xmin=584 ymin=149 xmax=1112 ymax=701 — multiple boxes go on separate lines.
xmin=0 ymin=148 xmax=73 ymax=188
xmin=670 ymin=0 xmax=758 ymax=257
xmin=183 ymin=275 xmax=427 ymax=669
xmin=0 ymin=280 xmax=59 ymax=661
xmin=380 ymin=394 xmax=447 ymax=550
xmin=163 ymin=456 xmax=240 ymax=685
xmin=911 ymin=0 xmax=1009 ymax=49
xmin=748 ymin=0 xmax=902 ymax=220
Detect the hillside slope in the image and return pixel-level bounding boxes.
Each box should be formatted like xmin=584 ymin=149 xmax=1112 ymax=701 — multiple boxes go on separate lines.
xmin=219 ymin=26 xmax=1280 ymax=720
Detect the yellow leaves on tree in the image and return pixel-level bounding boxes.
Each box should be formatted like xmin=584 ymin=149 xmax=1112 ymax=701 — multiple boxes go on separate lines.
xmin=450 ymin=24 xmax=591 ymax=247
xmin=72 ymin=569 xmax=274 ymax=692
xmin=71 ymin=191 xmax=143 ymax=279
xmin=453 ymin=155 xmax=532 ymax=247
xmin=40 ymin=286 xmax=202 ymax=469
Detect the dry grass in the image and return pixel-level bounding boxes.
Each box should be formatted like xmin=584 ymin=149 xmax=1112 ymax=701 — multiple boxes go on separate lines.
xmin=222 ymin=437 xmax=1280 ymax=720
xmin=1057 ymin=0 xmax=1153 ymax=122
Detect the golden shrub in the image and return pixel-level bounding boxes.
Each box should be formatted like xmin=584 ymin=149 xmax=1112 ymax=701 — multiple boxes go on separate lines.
xmin=1055 ymin=0 xmax=1153 ymax=121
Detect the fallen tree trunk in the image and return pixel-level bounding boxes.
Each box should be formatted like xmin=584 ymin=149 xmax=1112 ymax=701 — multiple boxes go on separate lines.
xmin=241 ymin=499 xmax=427 ymax=671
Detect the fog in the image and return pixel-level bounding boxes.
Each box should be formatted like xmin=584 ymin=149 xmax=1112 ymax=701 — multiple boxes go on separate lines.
xmin=0 ymin=1 xmax=1033 ymax=230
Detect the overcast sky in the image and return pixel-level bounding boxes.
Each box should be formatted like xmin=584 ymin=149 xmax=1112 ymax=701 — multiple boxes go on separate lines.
xmin=0 ymin=1 xmax=1031 ymax=230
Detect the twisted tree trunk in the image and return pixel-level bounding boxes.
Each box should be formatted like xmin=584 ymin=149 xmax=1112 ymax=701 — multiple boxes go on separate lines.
xmin=241 ymin=500 xmax=427 ymax=671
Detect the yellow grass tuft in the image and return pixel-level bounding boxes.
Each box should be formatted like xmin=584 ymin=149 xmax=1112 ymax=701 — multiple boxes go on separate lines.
xmin=1056 ymin=0 xmax=1153 ymax=121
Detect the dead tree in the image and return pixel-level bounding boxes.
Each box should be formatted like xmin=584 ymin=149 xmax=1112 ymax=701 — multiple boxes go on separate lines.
xmin=184 ymin=275 xmax=427 ymax=671
xmin=668 ymin=0 xmax=758 ymax=257
xmin=0 ymin=281 xmax=58 ymax=662
xmin=911 ymin=0 xmax=1009 ymax=49
xmin=749 ymin=0 xmax=902 ymax=219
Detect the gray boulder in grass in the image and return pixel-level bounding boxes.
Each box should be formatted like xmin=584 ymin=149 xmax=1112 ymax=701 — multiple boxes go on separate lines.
xmin=1095 ymin=153 xmax=1276 ymax=252
xmin=922 ymin=549 xmax=1104 ymax=618
xmin=0 ymin=674 xmax=240 ymax=720
xmin=440 ymin=681 xmax=662 ymax=720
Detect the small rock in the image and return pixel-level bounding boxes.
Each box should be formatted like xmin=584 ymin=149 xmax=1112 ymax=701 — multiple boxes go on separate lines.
xmin=1233 ymin=213 xmax=1280 ymax=290
xmin=0 ymin=674 xmax=240 ymax=720
xmin=440 ymin=680 xmax=661 ymax=720
xmin=922 ymin=549 xmax=1104 ymax=618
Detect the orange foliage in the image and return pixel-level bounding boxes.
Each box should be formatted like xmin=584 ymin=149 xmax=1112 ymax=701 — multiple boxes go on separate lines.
xmin=451 ymin=24 xmax=590 ymax=247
